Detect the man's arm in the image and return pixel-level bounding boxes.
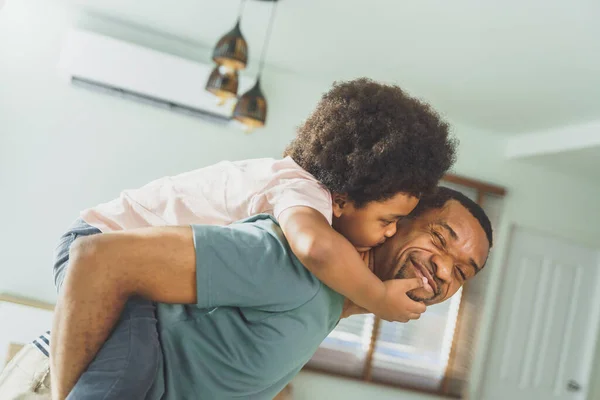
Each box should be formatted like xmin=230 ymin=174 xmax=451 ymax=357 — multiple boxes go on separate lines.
xmin=50 ymin=226 xmax=197 ymax=400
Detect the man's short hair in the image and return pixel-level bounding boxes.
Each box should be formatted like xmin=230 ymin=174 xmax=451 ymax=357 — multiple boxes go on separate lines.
xmin=411 ymin=186 xmax=493 ymax=248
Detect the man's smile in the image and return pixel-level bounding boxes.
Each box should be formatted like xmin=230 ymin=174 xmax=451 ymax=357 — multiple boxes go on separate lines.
xmin=410 ymin=257 xmax=437 ymax=294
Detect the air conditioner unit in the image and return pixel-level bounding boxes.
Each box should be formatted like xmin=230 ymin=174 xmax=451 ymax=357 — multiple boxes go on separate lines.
xmin=58 ymin=28 xmax=255 ymax=125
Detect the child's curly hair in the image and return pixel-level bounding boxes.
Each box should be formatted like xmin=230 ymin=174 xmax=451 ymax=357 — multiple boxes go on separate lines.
xmin=285 ymin=78 xmax=458 ymax=207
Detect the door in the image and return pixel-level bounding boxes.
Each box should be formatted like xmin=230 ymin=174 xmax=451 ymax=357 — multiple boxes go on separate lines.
xmin=481 ymin=226 xmax=600 ymax=400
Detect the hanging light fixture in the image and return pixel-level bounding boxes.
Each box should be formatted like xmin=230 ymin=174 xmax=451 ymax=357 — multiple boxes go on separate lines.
xmin=205 ymin=65 xmax=239 ymax=105
xmin=233 ymin=0 xmax=279 ymax=131
xmin=211 ymin=0 xmax=249 ymax=71
xmin=232 ymin=77 xmax=267 ymax=129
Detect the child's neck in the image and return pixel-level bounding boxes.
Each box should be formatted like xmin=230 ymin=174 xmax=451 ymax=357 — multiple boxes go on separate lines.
xmin=340 ymin=249 xmax=375 ymax=319
xmin=359 ymin=250 xmax=375 ymax=272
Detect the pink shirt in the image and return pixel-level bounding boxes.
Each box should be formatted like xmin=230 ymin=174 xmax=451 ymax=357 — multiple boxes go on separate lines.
xmin=80 ymin=157 xmax=333 ymax=232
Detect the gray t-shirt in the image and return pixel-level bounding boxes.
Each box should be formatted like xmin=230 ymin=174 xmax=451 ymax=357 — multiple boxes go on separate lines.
xmin=147 ymin=215 xmax=345 ymax=400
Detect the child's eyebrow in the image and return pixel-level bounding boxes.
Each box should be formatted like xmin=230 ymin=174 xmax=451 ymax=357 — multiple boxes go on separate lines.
xmin=386 ymin=213 xmax=408 ymax=219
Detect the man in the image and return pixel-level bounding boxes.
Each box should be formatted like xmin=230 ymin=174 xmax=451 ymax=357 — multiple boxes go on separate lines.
xmin=0 ymin=187 xmax=492 ymax=399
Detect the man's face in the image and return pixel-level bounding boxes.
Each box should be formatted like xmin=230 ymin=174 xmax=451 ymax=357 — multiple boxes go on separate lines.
xmin=373 ymin=200 xmax=490 ymax=306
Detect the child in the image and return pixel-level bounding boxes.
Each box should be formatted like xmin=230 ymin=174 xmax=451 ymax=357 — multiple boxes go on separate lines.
xmin=48 ymin=78 xmax=456 ymax=399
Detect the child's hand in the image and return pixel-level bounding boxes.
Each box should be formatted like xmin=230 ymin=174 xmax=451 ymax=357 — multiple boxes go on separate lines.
xmin=376 ymin=278 xmax=427 ymax=322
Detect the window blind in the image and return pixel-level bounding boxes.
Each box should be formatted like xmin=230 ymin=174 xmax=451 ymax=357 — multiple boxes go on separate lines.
xmin=308 ymin=313 xmax=374 ymax=376
xmin=371 ymin=289 xmax=462 ymax=390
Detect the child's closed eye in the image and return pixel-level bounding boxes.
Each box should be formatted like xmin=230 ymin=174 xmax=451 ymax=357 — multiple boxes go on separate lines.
xmin=381 ymin=216 xmax=406 ymax=226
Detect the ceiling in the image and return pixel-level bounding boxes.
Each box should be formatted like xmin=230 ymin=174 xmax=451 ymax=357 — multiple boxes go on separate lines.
xmin=60 ymin=0 xmax=600 ymax=135
xmin=56 ymin=0 xmax=600 ymax=181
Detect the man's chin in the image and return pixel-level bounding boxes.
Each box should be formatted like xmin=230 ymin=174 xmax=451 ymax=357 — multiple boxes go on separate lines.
xmin=407 ymin=288 xmax=437 ymax=303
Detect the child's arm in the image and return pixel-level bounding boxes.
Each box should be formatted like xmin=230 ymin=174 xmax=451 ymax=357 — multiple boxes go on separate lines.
xmin=278 ymin=206 xmax=426 ymax=322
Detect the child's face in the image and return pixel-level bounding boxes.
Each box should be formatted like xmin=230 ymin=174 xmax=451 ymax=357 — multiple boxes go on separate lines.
xmin=332 ymin=193 xmax=419 ymax=252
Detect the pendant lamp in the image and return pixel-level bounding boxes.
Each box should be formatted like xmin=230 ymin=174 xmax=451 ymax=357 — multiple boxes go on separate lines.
xmin=205 ymin=65 xmax=239 ymax=104
xmin=211 ymin=0 xmax=249 ymax=70
xmin=233 ymin=0 xmax=278 ymax=131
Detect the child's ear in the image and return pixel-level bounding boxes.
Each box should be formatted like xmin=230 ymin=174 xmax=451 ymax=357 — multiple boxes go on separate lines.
xmin=331 ymin=193 xmax=348 ymax=218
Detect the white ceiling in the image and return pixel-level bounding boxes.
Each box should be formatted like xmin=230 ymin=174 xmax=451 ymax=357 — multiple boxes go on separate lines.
xmin=62 ymin=0 xmax=600 ymax=135
xmin=58 ymin=0 xmax=600 ymax=181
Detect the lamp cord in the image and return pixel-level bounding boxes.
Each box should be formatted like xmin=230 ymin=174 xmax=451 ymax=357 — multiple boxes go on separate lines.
xmin=237 ymin=0 xmax=248 ymax=21
xmin=258 ymin=1 xmax=279 ymax=77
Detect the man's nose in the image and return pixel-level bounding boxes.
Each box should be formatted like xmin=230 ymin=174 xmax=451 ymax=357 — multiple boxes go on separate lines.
xmin=431 ymin=253 xmax=453 ymax=282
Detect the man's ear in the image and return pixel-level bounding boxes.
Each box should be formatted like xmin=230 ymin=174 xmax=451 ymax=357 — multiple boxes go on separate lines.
xmin=331 ymin=193 xmax=348 ymax=218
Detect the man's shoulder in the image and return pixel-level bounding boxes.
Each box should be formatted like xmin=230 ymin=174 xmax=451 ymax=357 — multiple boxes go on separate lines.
xmin=228 ymin=214 xmax=288 ymax=248
xmin=238 ymin=215 xmax=333 ymax=310
xmin=193 ymin=215 xmax=323 ymax=310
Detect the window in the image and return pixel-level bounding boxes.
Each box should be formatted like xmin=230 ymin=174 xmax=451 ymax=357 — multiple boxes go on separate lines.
xmin=308 ymin=313 xmax=374 ymax=377
xmin=305 ymin=174 xmax=506 ymax=398
xmin=308 ymin=291 xmax=462 ymax=391
xmin=371 ymin=288 xmax=462 ymax=390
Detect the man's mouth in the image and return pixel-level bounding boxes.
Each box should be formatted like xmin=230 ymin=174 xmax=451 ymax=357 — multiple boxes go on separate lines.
xmin=411 ymin=258 xmax=437 ymax=294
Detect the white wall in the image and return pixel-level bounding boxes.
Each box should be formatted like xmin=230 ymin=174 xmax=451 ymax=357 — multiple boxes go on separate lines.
xmin=0 ymin=300 xmax=53 ymax=365
xmin=446 ymin=124 xmax=600 ymax=399
xmin=2 ymin=1 xmax=600 ymax=399
xmin=0 ymin=0 xmax=325 ymax=301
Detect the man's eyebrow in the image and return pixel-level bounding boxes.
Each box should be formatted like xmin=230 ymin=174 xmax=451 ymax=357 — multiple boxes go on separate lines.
xmin=436 ymin=221 xmax=458 ymax=240
xmin=434 ymin=221 xmax=481 ymax=273
xmin=470 ymin=258 xmax=482 ymax=273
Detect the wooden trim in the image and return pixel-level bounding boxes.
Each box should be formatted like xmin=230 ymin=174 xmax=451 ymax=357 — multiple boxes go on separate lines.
xmin=476 ymin=190 xmax=485 ymax=207
xmin=362 ymin=316 xmax=382 ymax=381
xmin=442 ymin=174 xmax=506 ymax=197
xmin=303 ymin=365 xmax=461 ymax=399
xmin=440 ymin=283 xmax=468 ymax=395
xmin=0 ymin=293 xmax=55 ymax=311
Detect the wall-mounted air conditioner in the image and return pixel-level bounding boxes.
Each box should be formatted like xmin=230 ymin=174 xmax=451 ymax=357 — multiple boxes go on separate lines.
xmin=58 ymin=28 xmax=255 ymax=125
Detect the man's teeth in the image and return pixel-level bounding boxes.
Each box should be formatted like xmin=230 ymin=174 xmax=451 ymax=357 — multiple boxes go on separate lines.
xmin=419 ymin=269 xmax=434 ymax=293
xmin=413 ymin=261 xmax=435 ymax=293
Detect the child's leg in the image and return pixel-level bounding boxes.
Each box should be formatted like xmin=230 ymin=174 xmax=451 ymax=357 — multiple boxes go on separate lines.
xmin=53 ymin=220 xmax=161 ymax=399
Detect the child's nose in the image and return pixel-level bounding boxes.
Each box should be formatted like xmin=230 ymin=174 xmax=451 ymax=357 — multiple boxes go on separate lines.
xmin=384 ymin=223 xmax=397 ymax=238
